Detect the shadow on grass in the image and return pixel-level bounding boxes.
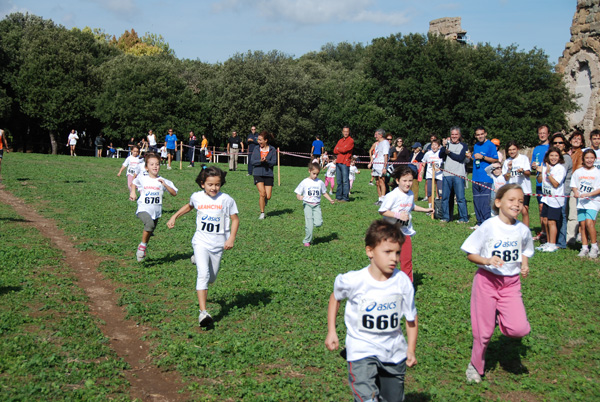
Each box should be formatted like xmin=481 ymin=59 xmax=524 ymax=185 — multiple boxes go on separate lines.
xmin=313 ymin=232 xmax=339 ymax=245
xmin=405 ymin=392 xmax=432 ymax=401
xmin=267 ymin=208 xmax=293 ymax=217
xmin=413 ymin=272 xmax=426 ymax=294
xmin=16 ymin=177 xmax=30 ymax=181
xmin=0 ymin=286 xmax=22 ymax=296
xmin=0 ymin=217 xmax=28 ymax=223
xmin=485 ymin=336 xmax=530 ymax=375
xmin=212 ymin=289 xmax=273 ymax=324
xmin=145 ymin=251 xmax=193 ymax=265
xmin=63 ymin=180 xmax=86 ymax=183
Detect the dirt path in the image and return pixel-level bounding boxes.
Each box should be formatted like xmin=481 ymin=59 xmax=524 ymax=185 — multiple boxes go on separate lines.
xmin=0 ymin=188 xmax=189 ymax=402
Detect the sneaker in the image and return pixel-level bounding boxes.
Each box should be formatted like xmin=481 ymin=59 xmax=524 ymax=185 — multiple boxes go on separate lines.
xmin=258 ymin=212 xmax=265 ymax=220
xmin=303 ymin=243 xmax=310 ymax=247
xmin=374 ymin=200 xmax=382 ymax=206
xmin=167 ymin=166 xmax=172 ymax=170
xmin=198 ymin=310 xmax=213 ymax=327
xmin=420 ymin=197 xmax=428 ymax=202
xmin=577 ymin=248 xmax=589 ymax=258
xmin=187 ymin=165 xmax=193 ymax=168
xmin=457 ymin=220 xmax=468 ymax=224
xmin=369 ymin=182 xmax=374 ymax=186
xmin=439 ymin=219 xmax=448 ymax=223
xmin=589 ymin=248 xmax=599 ymax=259
xmin=329 ymin=190 xmax=333 ymax=195
xmin=466 ymin=363 xmax=482 ymax=383
xmin=535 ymin=243 xmax=548 ymax=251
xmin=191 ymin=254 xmax=196 ymax=264
xmin=136 ymin=244 xmax=146 ymax=262
xmin=543 ymin=244 xmax=558 ymax=253
xmin=469 ymin=225 xmax=479 ymax=230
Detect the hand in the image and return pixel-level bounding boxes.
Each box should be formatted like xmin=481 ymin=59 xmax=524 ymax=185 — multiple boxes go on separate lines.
xmin=531 ymin=162 xmax=538 ymax=169
xmin=117 ymin=172 xmax=121 ymax=177
xmin=368 ymin=163 xmax=372 ymax=169
xmin=129 ymin=195 xmax=136 ymax=201
xmin=398 ymin=211 xmax=410 ymax=221
xmin=517 ymin=168 xmax=523 ymax=174
xmin=487 ymin=255 xmax=504 ymax=268
xmin=474 ymin=153 xmax=483 ymax=160
xmin=520 ymin=265 xmax=529 ymax=278
xmin=166 ymin=218 xmax=176 ymax=229
xmin=325 ymin=332 xmax=339 ymax=351
xmin=330 ymin=200 xmax=335 ymax=205
xmin=507 ymin=161 xmax=512 ymax=169
xmin=224 ymin=238 xmax=235 ymax=250
xmin=158 ymin=178 xmax=165 ymax=185
xmin=406 ymin=351 xmax=417 ymax=367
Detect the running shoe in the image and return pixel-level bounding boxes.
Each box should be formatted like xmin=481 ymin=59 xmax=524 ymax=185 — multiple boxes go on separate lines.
xmin=258 ymin=212 xmax=265 ymax=220
xmin=589 ymin=248 xmax=599 ymax=259
xmin=191 ymin=255 xmax=196 ymax=264
xmin=198 ymin=311 xmax=213 ymax=327
xmin=469 ymin=225 xmax=479 ymax=230
xmin=535 ymin=243 xmax=548 ymax=251
xmin=577 ymin=248 xmax=589 ymax=258
xmin=303 ymin=243 xmax=310 ymax=247
xmin=136 ymin=244 xmax=146 ymax=262
xmin=466 ymin=363 xmax=482 ymax=383
xmin=542 ymin=244 xmax=558 ymax=253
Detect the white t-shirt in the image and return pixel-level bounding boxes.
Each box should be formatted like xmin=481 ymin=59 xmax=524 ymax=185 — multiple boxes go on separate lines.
xmin=571 ymin=167 xmax=600 ymax=211
xmin=325 ymin=162 xmax=336 ymax=178
xmin=491 ymin=174 xmax=507 ymax=192
xmin=132 ymin=175 xmax=178 ymax=219
xmin=540 ymin=164 xmax=566 ymax=208
xmin=190 ymin=191 xmax=238 ymax=253
xmin=349 ymin=165 xmax=359 ymax=181
xmin=461 ymin=216 xmax=534 ymax=276
xmin=379 ymin=188 xmax=416 ymax=237
xmin=421 ymin=150 xmax=443 ymax=180
xmin=160 ymin=146 xmax=167 ymax=158
xmin=68 ymin=133 xmax=79 ymax=145
xmin=502 ymin=154 xmax=532 ymax=194
xmin=294 ymin=177 xmax=327 ymax=205
xmin=122 ymin=155 xmax=143 ymax=177
xmin=333 ymin=267 xmax=416 ymax=364
xmin=148 ymin=133 xmax=157 ymax=147
xmin=373 ymin=140 xmax=390 ymax=164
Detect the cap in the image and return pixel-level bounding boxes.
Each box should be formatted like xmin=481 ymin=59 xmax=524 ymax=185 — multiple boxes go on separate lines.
xmin=411 ymin=142 xmax=422 ymax=149
xmin=491 ymin=138 xmax=500 ymax=146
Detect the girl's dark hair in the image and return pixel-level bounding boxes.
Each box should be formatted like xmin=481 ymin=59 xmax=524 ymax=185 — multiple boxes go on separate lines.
xmin=543 ymin=147 xmax=564 ymax=165
xmin=492 ymin=183 xmax=524 ymax=214
xmin=582 ymin=149 xmax=597 ymax=165
xmin=258 ymin=131 xmax=273 ymax=144
xmin=569 ymin=130 xmax=586 ymax=148
xmin=145 ymin=153 xmax=160 ymax=164
xmin=196 ymin=166 xmax=226 ymax=188
xmin=308 ymin=162 xmax=321 ymax=172
xmin=391 ymin=165 xmax=415 ymax=180
xmin=365 ymin=220 xmax=405 ymax=249
xmin=504 ymin=140 xmax=520 ymax=154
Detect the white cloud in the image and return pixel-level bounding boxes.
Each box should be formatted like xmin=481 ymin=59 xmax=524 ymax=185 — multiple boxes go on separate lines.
xmin=211 ymin=0 xmax=410 ymax=26
xmin=88 ymin=0 xmax=139 ymax=18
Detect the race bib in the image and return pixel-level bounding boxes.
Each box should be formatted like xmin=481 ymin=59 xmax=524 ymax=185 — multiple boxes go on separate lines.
xmin=198 ymin=209 xmax=225 ymax=234
xmin=357 ymin=296 xmax=402 ymax=334
xmin=542 ymin=181 xmax=552 ymax=195
xmin=510 ymin=168 xmax=521 ymax=177
xmin=489 ymin=237 xmax=522 ymax=263
xmin=594 ymin=159 xmax=600 ymax=170
xmin=306 ymin=188 xmax=321 ymax=197
xmin=579 ymin=181 xmax=593 ymax=194
xmin=232 ymin=143 xmax=238 ymax=149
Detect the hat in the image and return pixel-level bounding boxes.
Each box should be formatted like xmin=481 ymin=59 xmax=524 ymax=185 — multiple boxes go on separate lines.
xmin=411 ymin=142 xmax=422 ymax=149
xmin=491 ymin=138 xmax=500 ymax=146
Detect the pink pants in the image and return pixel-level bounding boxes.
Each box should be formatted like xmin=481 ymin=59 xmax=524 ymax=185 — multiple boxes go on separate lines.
xmin=400 ymin=235 xmax=413 ymax=282
xmin=349 ymin=179 xmax=355 ymax=189
xmin=127 ymin=175 xmax=134 ymax=190
xmin=324 ymin=177 xmax=335 ymax=190
xmin=470 ymin=268 xmax=530 ymax=375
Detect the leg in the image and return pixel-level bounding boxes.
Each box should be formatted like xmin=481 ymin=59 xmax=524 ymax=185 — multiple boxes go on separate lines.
xmin=441 ymin=177 xmax=451 ymax=221
xmin=347 ymin=358 xmax=380 ymax=402
xmin=566 ymin=195 xmax=578 ymax=243
xmin=399 ymin=236 xmax=413 ymax=282
xmin=229 ymin=152 xmax=234 ymax=170
xmin=256 ymin=182 xmax=266 ymax=213
xmin=558 ymin=201 xmax=568 ymax=248
xmin=339 ymin=164 xmax=350 ymax=201
xmin=303 ymin=203 xmax=314 ymax=244
xmin=586 ymin=219 xmax=597 ymax=244
xmin=377 ymin=176 xmax=386 ymax=198
xmin=455 ymin=177 xmax=468 ymax=222
xmin=547 ymin=220 xmax=557 ymax=244
xmin=473 ymin=183 xmax=491 ymax=225
xmin=194 ymin=245 xmax=223 ymax=311
xmin=232 ymin=149 xmax=239 ymax=170
xmin=521 ymin=205 xmax=530 ymax=228
xmin=496 ymin=275 xmax=530 ymax=339
xmin=264 ymin=185 xmax=273 ymax=203
xmin=378 ymin=360 xmax=407 ymax=402
xmin=580 ymin=220 xmax=588 ymax=245
xmin=470 ymin=269 xmax=500 ymax=375
xmin=426 ymin=179 xmax=432 ymax=199
xmin=336 ymin=163 xmax=343 ymax=200
xmin=141 ymin=230 xmax=152 ymax=244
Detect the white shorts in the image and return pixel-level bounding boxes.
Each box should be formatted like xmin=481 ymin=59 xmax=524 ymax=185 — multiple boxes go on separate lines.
xmin=372 ymin=164 xmax=384 ymax=177
xmin=193 ymin=243 xmax=224 ymax=290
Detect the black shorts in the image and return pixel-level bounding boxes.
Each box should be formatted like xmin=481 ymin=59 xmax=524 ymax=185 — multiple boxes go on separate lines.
xmin=254 ymin=176 xmax=274 ymax=186
xmin=0 ymin=149 xmax=3 ymax=159
xmin=523 ymin=195 xmax=531 ymax=206
xmin=167 ymin=148 xmax=175 ymax=156
xmin=541 ymin=203 xmax=562 ymax=221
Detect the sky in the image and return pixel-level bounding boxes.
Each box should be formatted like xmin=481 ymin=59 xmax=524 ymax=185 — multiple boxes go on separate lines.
xmin=2 ymin=0 xmax=576 ymax=65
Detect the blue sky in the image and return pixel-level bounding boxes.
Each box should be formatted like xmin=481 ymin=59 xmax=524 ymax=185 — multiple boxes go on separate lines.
xmin=2 ymin=0 xmax=575 ymax=65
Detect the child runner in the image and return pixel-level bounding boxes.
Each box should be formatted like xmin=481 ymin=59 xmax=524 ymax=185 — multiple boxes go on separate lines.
xmin=251 ymin=131 xmax=277 ymax=220
xmin=167 ymin=166 xmax=239 ymax=327
xmin=536 ymin=147 xmax=566 ymax=253
xmin=129 ymin=153 xmax=178 ymax=262
xmin=325 ymin=220 xmax=418 ymax=402
xmin=117 ymin=146 xmax=143 ymax=191
xmin=324 ymin=156 xmax=337 ymax=195
xmin=485 ymin=162 xmax=506 ymax=216
xmin=420 ymin=138 xmax=444 ymax=205
xmin=320 ymin=151 xmax=329 ymax=168
xmin=586 ymin=129 xmax=600 ymax=170
xmin=349 ymin=157 xmax=360 ymax=195
xmin=159 ymin=144 xmax=168 ymax=165
xmin=502 ymin=141 xmax=532 ymax=227
xmin=461 ymin=183 xmax=533 ymax=383
xmin=294 ymin=162 xmax=335 ymax=247
xmin=379 ymin=166 xmax=433 ymax=282
xmin=571 ymin=149 xmax=600 ymax=258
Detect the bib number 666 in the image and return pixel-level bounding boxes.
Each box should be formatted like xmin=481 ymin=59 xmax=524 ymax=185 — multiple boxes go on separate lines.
xmin=362 ymin=313 xmax=399 ymax=331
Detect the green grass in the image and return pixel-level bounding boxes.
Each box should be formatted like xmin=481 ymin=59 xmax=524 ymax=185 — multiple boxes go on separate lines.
xmin=2 ymin=152 xmax=599 ymax=401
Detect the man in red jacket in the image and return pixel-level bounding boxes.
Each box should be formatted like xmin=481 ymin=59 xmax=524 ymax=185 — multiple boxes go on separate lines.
xmin=334 ymin=126 xmax=355 ymax=202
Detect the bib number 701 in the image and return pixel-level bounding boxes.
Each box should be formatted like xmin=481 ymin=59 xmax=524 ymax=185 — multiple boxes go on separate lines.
xmin=491 ymin=249 xmax=519 ymax=262
xmin=362 ymin=313 xmax=399 ymax=331
xmin=200 ymin=221 xmax=220 ymax=233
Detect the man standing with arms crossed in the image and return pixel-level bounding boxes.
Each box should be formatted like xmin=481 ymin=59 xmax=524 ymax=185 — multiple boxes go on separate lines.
xmin=368 ymin=129 xmax=390 ymax=206
xmin=470 ymin=126 xmax=498 ymax=229
xmin=441 ymin=127 xmax=469 ymax=223
xmin=333 ymin=126 xmax=354 ymax=203
xmin=227 ymin=131 xmax=244 ymax=171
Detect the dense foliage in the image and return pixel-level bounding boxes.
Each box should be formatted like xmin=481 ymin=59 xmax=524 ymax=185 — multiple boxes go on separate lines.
xmin=0 ymin=13 xmax=575 ymax=155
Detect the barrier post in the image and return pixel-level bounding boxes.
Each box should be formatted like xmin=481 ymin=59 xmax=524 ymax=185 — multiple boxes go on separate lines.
xmin=179 ymin=142 xmax=183 ymax=170
xmin=277 ymin=148 xmax=281 ymax=186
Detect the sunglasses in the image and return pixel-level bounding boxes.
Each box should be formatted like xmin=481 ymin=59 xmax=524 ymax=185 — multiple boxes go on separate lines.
xmin=552 ymin=141 xmax=564 ymax=145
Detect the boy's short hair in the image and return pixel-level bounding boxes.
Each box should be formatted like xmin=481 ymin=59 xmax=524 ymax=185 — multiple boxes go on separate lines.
xmin=590 ymin=129 xmax=600 ymax=138
xmin=365 ymin=220 xmax=405 ymax=249
xmin=308 ymin=162 xmax=321 ymax=172
xmin=431 ymin=138 xmax=441 ymax=145
xmin=145 ymin=153 xmax=160 ymax=164
xmin=196 ymin=166 xmax=227 ymax=187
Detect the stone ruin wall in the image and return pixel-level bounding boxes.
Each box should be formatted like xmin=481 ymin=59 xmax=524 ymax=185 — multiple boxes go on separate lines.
xmin=557 ymin=0 xmax=600 ymax=142
xmin=428 ymin=17 xmax=467 ymax=42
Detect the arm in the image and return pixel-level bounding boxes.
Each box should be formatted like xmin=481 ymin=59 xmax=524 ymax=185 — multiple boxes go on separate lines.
xmin=325 ymin=293 xmax=340 ymax=351
xmin=265 ymin=147 xmax=277 ymax=167
xmin=322 ymin=193 xmax=335 ymax=204
xmin=241 ymin=142 xmax=244 ymax=153
xmin=311 ymin=145 xmax=315 ymax=154
xmin=117 ymin=164 xmax=126 ymax=176
xmin=467 ymin=252 xmax=503 ymax=268
xmin=224 ymin=214 xmax=239 ymax=250
xmin=166 ymin=203 xmax=194 ymax=228
xmin=413 ymin=204 xmax=433 ymax=213
xmin=447 ymin=143 xmax=467 ymax=163
xmin=251 ymin=148 xmax=262 ymax=167
xmin=296 ymin=193 xmax=304 ymax=201
xmin=227 ymin=141 xmax=230 ymax=153
xmin=520 ymin=255 xmax=529 ymax=278
xmin=159 ymin=179 xmax=178 ymax=196
xmin=405 ymin=316 xmax=418 ymax=367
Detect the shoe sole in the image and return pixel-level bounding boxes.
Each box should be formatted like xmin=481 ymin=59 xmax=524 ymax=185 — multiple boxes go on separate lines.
xmin=199 ymin=316 xmax=214 ymax=327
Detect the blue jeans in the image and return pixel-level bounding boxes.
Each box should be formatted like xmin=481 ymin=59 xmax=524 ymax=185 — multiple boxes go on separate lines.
xmin=336 ymin=163 xmax=350 ymax=201
xmin=442 ymin=175 xmax=468 ymax=222
xmin=557 ymin=201 xmax=567 ymax=248
xmin=472 ymin=183 xmax=492 ymax=225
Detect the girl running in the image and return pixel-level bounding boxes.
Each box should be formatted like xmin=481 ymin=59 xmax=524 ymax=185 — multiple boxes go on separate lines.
xmin=118 ymin=146 xmax=143 ymax=190
xmin=461 ymin=184 xmax=533 ymax=383
xmin=167 ymin=166 xmax=239 ymax=327
xmin=536 ymin=147 xmax=566 ymax=253
xmin=324 ymin=155 xmax=337 ymax=195
xmin=571 ymin=149 xmax=600 ymax=258
xmin=251 ymin=131 xmax=277 ymax=220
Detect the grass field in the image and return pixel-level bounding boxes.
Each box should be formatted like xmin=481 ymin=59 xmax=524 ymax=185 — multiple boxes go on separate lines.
xmin=1 ymin=152 xmax=599 ymax=401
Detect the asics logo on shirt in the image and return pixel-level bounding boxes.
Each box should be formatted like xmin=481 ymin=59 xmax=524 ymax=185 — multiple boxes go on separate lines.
xmin=494 ymin=240 xmax=519 ymax=248
xmin=201 ymin=215 xmax=221 ymax=222
xmin=365 ymin=301 xmax=397 ymax=312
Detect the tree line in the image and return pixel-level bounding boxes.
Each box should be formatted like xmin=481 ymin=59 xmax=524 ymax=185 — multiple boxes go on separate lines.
xmin=0 ymin=13 xmax=576 ymax=157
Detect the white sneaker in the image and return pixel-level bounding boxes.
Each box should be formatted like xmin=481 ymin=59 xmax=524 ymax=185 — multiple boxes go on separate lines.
xmin=329 ymin=190 xmax=333 ymax=195
xmin=369 ymin=182 xmax=374 ymax=186
xmin=466 ymin=363 xmax=482 ymax=383
xmin=543 ymin=244 xmax=558 ymax=253
xmin=136 ymin=245 xmax=146 ymax=262
xmin=578 ymin=248 xmax=589 ymax=258
xmin=167 ymin=166 xmax=172 ymax=170
xmin=198 ymin=310 xmax=213 ymax=327
xmin=535 ymin=243 xmax=548 ymax=251
xmin=258 ymin=212 xmax=265 ymax=220
xmin=191 ymin=255 xmax=196 ymax=264
xmin=589 ymin=248 xmax=599 ymax=259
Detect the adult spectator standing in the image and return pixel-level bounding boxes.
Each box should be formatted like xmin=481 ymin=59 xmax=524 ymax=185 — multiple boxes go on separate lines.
xmin=530 ymin=125 xmax=550 ymax=240
xmin=333 ymin=126 xmax=354 ymax=202
xmin=147 ymin=130 xmax=158 ymax=154
xmin=187 ymin=131 xmax=197 ymax=168
xmin=227 ymin=131 xmax=244 ymax=171
xmin=94 ymin=133 xmax=106 ymax=157
xmin=200 ymin=134 xmax=209 ymax=163
xmin=165 ymin=129 xmax=178 ymax=170
xmin=246 ymin=126 xmax=258 ymax=175
xmin=410 ymin=142 xmax=424 ymax=199
xmin=311 ymin=135 xmax=324 ymax=160
xmin=586 ymin=129 xmax=600 ymax=169
xmin=470 ymin=126 xmax=498 ymax=229
xmin=0 ymin=128 xmax=9 ymax=180
xmin=67 ymin=129 xmax=79 ymax=156
xmin=550 ymin=133 xmax=572 ymax=249
xmin=441 ymin=127 xmax=469 ymax=223
xmin=567 ymin=131 xmax=586 ymax=245
xmin=368 ymin=129 xmax=389 ymax=205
